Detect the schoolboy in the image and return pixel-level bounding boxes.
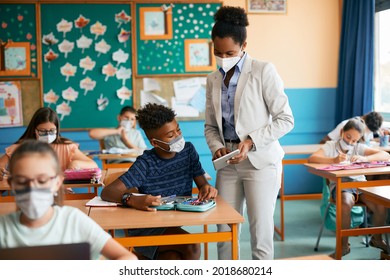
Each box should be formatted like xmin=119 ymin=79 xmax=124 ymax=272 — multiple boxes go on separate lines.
xmin=101 ymin=103 xmax=218 ymax=260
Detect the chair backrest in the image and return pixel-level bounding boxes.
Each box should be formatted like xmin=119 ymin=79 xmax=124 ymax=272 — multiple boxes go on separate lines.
xmin=99 ymin=139 xmax=133 ymax=169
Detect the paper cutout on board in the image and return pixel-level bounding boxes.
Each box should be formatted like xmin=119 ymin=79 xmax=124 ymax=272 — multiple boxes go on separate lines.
xmin=80 ymin=77 xmax=96 ymax=96
xmin=58 ymin=40 xmax=74 ymax=58
xmin=117 ymin=29 xmax=130 ymax=47
xmin=44 ymin=49 xmax=59 ymax=68
xmin=43 ymin=89 xmax=59 ymax=105
xmin=172 ymin=97 xmax=199 ymax=117
xmin=76 ymin=35 xmax=92 ymax=54
xmin=62 ymin=87 xmax=79 ymax=102
xmin=90 ymin=21 xmax=107 ymax=40
xmin=143 ymin=78 xmax=161 ymax=92
xmin=79 ymin=56 xmax=96 ymax=74
xmin=0 ymin=81 xmax=23 ymax=127
xmin=173 ymin=77 xmax=206 ymax=104
xmin=102 ymin=63 xmax=117 ymax=81
xmin=161 ymin=3 xmax=175 ymax=13
xmin=95 ymin=39 xmax=111 ymax=57
xmin=140 ymin=90 xmax=168 ymax=107
xmin=116 ymin=86 xmax=132 ymax=105
xmin=97 ymin=94 xmax=109 ymax=111
xmin=189 ymin=87 xmax=206 ymax=113
xmin=112 ymin=49 xmax=129 ymax=66
xmin=60 ymin=63 xmax=77 ymax=82
xmin=115 ymin=10 xmax=131 ymax=28
xmin=42 ymin=32 xmax=59 ymax=45
xmin=56 ymin=19 xmax=73 ymax=38
xmin=74 ymin=15 xmax=90 ymax=33
xmin=116 ymin=66 xmax=131 ymax=86
xmin=56 ymin=101 xmax=71 ymax=121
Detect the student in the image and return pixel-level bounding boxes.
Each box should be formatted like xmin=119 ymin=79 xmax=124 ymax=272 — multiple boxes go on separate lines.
xmin=101 ymin=103 xmax=218 ymax=260
xmin=89 ymin=106 xmax=147 ymax=162
xmin=204 ymin=6 xmax=294 ymax=260
xmin=0 ymin=140 xmax=137 ymax=260
xmin=320 ymin=111 xmax=383 ymax=144
xmin=0 ymin=107 xmax=98 ymax=182
xmin=308 ymin=118 xmax=389 ymax=257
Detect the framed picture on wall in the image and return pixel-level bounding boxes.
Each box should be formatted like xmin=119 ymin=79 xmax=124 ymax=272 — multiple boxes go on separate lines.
xmin=0 ymin=81 xmax=23 ymax=127
xmin=140 ymin=7 xmax=173 ymax=40
xmin=184 ymin=39 xmax=216 ymax=72
xmin=247 ymin=0 xmax=287 ymax=14
xmin=0 ymin=42 xmax=31 ymax=76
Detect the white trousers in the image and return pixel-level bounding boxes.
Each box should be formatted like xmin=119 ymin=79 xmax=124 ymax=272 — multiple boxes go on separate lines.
xmin=216 ymin=143 xmax=282 ymax=260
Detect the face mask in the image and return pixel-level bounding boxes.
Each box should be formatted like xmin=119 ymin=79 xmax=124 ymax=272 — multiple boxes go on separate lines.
xmin=215 ymin=55 xmax=242 ymax=73
xmin=38 ymin=134 xmax=56 ymax=144
xmin=339 ymin=138 xmax=355 ymax=152
xmin=14 ymin=188 xmax=54 ymax=220
xmin=120 ymin=120 xmax=133 ymax=131
xmin=154 ymin=135 xmax=185 ymax=153
xmin=364 ymin=132 xmax=372 ymax=142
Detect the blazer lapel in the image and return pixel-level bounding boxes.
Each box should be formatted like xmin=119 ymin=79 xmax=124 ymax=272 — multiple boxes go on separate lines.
xmin=234 ymin=55 xmax=252 ymax=121
xmin=212 ymin=73 xmax=223 ymax=131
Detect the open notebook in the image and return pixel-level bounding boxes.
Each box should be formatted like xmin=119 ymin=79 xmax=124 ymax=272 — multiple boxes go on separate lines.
xmin=0 ymin=242 xmax=90 ymax=260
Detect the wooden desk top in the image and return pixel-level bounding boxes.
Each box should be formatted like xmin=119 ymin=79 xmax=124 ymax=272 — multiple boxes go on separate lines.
xmin=304 ymin=163 xmax=390 ymax=179
xmin=358 ymin=186 xmax=390 ymax=208
xmin=103 ymin=168 xmax=129 ymax=185
xmin=98 ymin=153 xmax=140 ymax=160
xmin=88 ymin=196 xmax=244 ymax=230
xmin=0 ymin=199 xmax=91 ymax=216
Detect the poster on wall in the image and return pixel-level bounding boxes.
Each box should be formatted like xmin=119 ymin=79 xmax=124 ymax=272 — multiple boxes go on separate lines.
xmin=0 ymin=81 xmax=23 ymax=127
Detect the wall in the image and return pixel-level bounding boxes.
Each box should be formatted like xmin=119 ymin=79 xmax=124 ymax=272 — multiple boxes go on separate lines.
xmin=0 ymin=0 xmax=341 ymax=195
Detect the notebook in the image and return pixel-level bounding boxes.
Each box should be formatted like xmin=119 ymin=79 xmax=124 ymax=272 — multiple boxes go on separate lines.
xmin=0 ymin=242 xmax=90 ymax=260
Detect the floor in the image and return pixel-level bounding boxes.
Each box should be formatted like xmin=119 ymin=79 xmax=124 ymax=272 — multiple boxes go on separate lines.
xmin=185 ymin=199 xmax=386 ymax=260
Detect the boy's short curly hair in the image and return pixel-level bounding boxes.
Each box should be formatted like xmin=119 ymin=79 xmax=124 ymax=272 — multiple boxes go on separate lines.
xmin=136 ymin=103 xmax=176 ymax=132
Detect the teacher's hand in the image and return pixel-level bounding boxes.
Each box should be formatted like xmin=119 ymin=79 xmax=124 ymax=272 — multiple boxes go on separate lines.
xmin=213 ymin=147 xmax=231 ymax=160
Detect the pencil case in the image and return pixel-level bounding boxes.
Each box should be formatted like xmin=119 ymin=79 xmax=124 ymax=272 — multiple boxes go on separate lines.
xmin=63 ymin=168 xmax=102 ymax=184
xmin=176 ymin=198 xmax=216 ymax=212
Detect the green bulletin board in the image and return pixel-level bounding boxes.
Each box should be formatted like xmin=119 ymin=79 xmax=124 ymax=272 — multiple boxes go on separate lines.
xmin=40 ymin=3 xmax=133 ymax=129
xmin=135 ymin=2 xmax=221 ymax=76
xmin=0 ymin=4 xmax=37 ymax=77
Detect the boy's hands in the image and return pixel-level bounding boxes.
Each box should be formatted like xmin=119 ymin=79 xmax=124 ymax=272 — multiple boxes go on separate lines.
xmin=198 ymin=184 xmax=218 ymax=201
xmin=129 ymin=194 xmax=161 ymax=211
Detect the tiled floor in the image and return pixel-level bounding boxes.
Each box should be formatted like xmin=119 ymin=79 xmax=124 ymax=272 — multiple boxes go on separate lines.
xmin=190 ymin=199 xmax=386 ymax=260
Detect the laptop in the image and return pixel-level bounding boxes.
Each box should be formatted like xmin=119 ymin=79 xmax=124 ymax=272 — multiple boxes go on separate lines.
xmin=0 ymin=242 xmax=90 ymax=260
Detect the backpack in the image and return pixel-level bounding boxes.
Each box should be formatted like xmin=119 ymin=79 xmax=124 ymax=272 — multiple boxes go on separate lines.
xmin=320 ymin=182 xmax=364 ymax=231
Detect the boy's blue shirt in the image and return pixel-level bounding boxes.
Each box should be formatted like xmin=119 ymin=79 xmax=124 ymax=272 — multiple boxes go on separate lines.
xmin=119 ymin=142 xmax=205 ymax=196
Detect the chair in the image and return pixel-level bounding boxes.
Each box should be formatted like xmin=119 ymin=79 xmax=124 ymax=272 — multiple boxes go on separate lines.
xmin=314 ymin=180 xmax=369 ymax=252
xmin=99 ymin=139 xmax=133 ymax=169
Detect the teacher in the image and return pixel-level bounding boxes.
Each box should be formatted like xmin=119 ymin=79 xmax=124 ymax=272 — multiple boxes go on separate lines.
xmin=204 ymin=6 xmax=294 ymax=260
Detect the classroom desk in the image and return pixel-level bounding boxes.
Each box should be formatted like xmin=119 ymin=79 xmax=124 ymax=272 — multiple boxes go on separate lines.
xmin=304 ymin=163 xmax=390 ymax=259
xmin=277 ymin=144 xmax=323 ymax=241
xmin=358 ymin=186 xmax=390 ymax=208
xmin=0 ymin=171 xmax=106 ymax=201
xmin=88 ymin=196 xmax=244 ymax=260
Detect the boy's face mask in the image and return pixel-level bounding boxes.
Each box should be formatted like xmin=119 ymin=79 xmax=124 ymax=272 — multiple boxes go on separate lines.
xmin=153 ymin=135 xmax=185 ymax=153
xmin=120 ymin=120 xmax=133 ymax=131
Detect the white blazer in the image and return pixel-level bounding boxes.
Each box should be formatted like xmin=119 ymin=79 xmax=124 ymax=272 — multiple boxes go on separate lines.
xmin=204 ymin=55 xmax=294 ymax=170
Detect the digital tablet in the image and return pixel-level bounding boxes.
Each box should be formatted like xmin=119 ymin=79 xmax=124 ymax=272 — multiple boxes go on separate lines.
xmin=212 ymin=149 xmax=240 ymax=170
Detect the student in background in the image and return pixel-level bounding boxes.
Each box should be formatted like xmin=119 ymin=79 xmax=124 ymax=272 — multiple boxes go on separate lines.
xmin=0 ymin=140 xmax=137 ymax=260
xmin=0 ymin=107 xmax=97 ymax=182
xmin=204 ymin=6 xmax=294 ymax=260
xmin=89 ymin=106 xmax=147 ymax=161
xmin=101 ymin=103 xmax=218 ymax=260
xmin=320 ymin=111 xmax=383 ymax=144
xmin=308 ymin=118 xmax=389 ymax=257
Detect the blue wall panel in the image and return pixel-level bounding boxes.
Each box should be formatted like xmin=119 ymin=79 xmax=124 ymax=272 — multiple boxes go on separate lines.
xmin=0 ymin=87 xmax=337 ymax=195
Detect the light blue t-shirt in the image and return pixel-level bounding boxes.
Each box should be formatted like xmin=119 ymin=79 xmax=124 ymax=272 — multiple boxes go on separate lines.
xmin=0 ymin=206 xmax=111 ymax=260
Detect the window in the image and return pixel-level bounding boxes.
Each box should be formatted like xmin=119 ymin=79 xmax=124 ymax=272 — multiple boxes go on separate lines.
xmin=374 ymin=9 xmax=390 ymax=120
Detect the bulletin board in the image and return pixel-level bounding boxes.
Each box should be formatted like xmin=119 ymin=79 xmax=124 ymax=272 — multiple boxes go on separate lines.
xmin=40 ymin=3 xmax=133 ymax=129
xmin=135 ymin=76 xmax=206 ymax=121
xmin=135 ymin=1 xmax=221 ymax=76
xmin=0 ymin=3 xmax=37 ymax=78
